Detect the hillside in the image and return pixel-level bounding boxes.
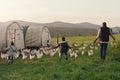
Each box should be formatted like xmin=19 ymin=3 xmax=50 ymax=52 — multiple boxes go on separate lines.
xmin=43 ymin=21 xmax=100 ymax=29
xmin=112 ymin=27 xmax=120 ymax=33
xmin=48 ymin=27 xmax=97 ymax=37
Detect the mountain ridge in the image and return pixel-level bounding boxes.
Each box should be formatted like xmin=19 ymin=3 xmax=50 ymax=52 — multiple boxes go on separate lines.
xmin=0 ymin=20 xmax=120 ymax=36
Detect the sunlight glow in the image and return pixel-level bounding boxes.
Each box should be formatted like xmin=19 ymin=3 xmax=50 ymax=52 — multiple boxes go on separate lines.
xmin=0 ymin=0 xmax=120 ymax=26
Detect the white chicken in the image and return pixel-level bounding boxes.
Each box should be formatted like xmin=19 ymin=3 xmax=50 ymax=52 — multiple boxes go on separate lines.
xmin=88 ymin=49 xmax=94 ymax=56
xmin=36 ymin=50 xmax=43 ymax=59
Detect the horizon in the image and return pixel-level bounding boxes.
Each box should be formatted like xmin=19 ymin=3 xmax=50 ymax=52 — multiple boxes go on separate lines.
xmin=0 ymin=20 xmax=120 ymax=28
xmin=0 ymin=0 xmax=120 ymax=27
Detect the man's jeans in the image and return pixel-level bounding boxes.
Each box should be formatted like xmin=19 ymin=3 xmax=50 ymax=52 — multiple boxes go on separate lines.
xmin=100 ymin=43 xmax=108 ymax=60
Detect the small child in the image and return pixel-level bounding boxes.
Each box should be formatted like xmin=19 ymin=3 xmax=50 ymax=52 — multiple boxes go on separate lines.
xmin=6 ymin=42 xmax=17 ymax=65
xmin=54 ymin=37 xmax=71 ymax=61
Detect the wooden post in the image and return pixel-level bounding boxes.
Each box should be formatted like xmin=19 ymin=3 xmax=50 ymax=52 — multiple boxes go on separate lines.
xmin=57 ymin=34 xmax=59 ymax=44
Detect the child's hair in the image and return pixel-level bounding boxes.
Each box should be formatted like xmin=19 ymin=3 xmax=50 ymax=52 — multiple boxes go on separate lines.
xmin=62 ymin=37 xmax=65 ymax=41
xmin=11 ymin=41 xmax=14 ymax=45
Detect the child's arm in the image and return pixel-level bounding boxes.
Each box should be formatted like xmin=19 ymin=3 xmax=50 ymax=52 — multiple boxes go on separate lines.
xmin=5 ymin=47 xmax=9 ymax=51
xmin=53 ymin=44 xmax=60 ymax=49
xmin=67 ymin=43 xmax=72 ymax=49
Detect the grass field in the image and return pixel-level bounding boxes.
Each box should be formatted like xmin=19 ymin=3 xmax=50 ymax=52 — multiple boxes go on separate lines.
xmin=0 ymin=34 xmax=120 ymax=80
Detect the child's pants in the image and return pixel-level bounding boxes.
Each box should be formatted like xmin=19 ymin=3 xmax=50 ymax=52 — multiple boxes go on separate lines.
xmin=8 ymin=56 xmax=14 ymax=64
xmin=59 ymin=52 xmax=68 ymax=61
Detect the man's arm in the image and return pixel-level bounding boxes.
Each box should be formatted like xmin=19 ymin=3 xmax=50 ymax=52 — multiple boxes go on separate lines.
xmin=110 ymin=29 xmax=115 ymax=41
xmin=93 ymin=29 xmax=100 ymax=44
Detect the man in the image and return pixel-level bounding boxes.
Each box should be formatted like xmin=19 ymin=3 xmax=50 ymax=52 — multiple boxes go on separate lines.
xmin=6 ymin=42 xmax=17 ymax=64
xmin=93 ymin=22 xmax=115 ymax=63
xmin=54 ymin=37 xmax=71 ymax=61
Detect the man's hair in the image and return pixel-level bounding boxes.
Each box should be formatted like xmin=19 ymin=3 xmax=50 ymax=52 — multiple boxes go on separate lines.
xmin=103 ymin=22 xmax=107 ymax=27
xmin=62 ymin=37 xmax=65 ymax=41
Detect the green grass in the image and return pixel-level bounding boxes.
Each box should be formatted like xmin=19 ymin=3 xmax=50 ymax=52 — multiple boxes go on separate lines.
xmin=0 ymin=34 xmax=120 ymax=80
xmin=52 ymin=34 xmax=120 ymax=44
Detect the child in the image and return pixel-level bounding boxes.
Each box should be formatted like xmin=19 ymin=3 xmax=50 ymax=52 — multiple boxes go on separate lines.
xmin=54 ymin=37 xmax=71 ymax=61
xmin=6 ymin=42 xmax=17 ymax=65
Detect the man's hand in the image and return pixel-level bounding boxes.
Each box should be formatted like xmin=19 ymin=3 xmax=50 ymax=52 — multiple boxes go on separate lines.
xmin=93 ymin=39 xmax=97 ymax=44
xmin=113 ymin=37 xmax=115 ymax=41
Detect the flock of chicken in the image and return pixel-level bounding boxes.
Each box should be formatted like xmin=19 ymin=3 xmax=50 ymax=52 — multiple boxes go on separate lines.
xmin=0 ymin=42 xmax=117 ymax=60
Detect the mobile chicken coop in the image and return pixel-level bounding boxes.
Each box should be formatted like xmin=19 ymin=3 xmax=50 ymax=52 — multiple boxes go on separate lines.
xmin=0 ymin=21 xmax=51 ymax=51
xmin=24 ymin=26 xmax=51 ymax=48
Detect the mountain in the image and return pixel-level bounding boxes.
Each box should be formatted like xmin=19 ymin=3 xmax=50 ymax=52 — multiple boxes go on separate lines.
xmin=8 ymin=20 xmax=42 ymax=26
xmin=0 ymin=20 xmax=119 ymax=36
xmin=43 ymin=21 xmax=75 ymax=27
xmin=75 ymin=22 xmax=100 ymax=29
xmin=43 ymin=21 xmax=100 ymax=29
xmin=0 ymin=20 xmax=100 ymax=29
xmin=41 ymin=21 xmax=100 ymax=36
xmin=112 ymin=27 xmax=120 ymax=33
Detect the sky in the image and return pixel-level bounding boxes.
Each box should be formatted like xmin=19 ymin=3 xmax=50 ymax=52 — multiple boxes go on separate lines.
xmin=0 ymin=0 xmax=120 ymax=27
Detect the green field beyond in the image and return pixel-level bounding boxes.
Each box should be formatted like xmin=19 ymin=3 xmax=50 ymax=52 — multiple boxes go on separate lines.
xmin=0 ymin=34 xmax=120 ymax=80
